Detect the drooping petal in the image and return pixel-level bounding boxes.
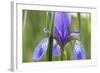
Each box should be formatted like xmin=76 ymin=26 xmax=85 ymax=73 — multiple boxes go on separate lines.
xmin=52 ymin=39 xmax=61 ymax=56
xmin=73 ymin=40 xmax=86 ymax=60
xmin=32 ymin=38 xmax=61 ymax=61
xmin=54 ymin=12 xmax=71 ymax=47
xmin=32 ymin=38 xmax=48 ymax=61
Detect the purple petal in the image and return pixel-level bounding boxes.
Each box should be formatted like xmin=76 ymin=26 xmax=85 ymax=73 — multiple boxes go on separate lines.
xmin=73 ymin=40 xmax=86 ymax=60
xmin=52 ymin=39 xmax=61 ymax=56
xmin=32 ymin=38 xmax=61 ymax=61
xmin=54 ymin=12 xmax=71 ymax=47
xmin=32 ymin=38 xmax=48 ymax=61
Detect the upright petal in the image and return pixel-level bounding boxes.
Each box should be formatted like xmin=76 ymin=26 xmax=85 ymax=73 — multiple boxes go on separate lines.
xmin=73 ymin=40 xmax=86 ymax=60
xmin=54 ymin=12 xmax=71 ymax=47
xmin=32 ymin=38 xmax=48 ymax=61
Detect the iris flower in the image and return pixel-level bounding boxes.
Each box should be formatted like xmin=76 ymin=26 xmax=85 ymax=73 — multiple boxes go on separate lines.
xmin=32 ymin=12 xmax=86 ymax=61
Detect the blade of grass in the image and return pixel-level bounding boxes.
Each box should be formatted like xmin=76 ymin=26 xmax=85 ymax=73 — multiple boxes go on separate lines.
xmin=47 ymin=13 xmax=54 ymax=61
xmin=46 ymin=12 xmax=50 ymax=37
xmin=78 ymin=13 xmax=91 ymax=59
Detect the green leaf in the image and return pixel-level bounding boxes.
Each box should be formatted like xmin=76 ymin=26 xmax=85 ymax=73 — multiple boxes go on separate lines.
xmin=47 ymin=13 xmax=55 ymax=61
xmin=64 ymin=41 xmax=74 ymax=60
xmin=78 ymin=13 xmax=91 ymax=59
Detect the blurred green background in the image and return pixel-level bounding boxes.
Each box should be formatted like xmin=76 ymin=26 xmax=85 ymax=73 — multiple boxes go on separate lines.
xmin=22 ymin=10 xmax=91 ymax=62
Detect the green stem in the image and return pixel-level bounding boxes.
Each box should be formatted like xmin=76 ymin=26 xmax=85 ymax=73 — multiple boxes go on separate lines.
xmin=47 ymin=13 xmax=55 ymax=61
xmin=60 ymin=47 xmax=64 ymax=60
xmin=48 ymin=36 xmax=53 ymax=61
xmin=78 ymin=13 xmax=81 ymax=27
xmin=46 ymin=12 xmax=49 ymax=37
xmin=78 ymin=13 xmax=81 ymax=40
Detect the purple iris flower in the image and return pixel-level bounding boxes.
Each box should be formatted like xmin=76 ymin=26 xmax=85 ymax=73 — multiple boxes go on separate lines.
xmin=32 ymin=38 xmax=61 ymax=61
xmin=32 ymin=12 xmax=85 ymax=61
xmin=73 ymin=40 xmax=86 ymax=60
xmin=54 ymin=12 xmax=72 ymax=48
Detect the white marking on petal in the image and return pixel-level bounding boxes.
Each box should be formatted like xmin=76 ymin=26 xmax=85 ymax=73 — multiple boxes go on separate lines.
xmin=70 ymin=32 xmax=80 ymax=36
xmin=74 ymin=40 xmax=82 ymax=52
xmin=40 ymin=38 xmax=48 ymax=50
